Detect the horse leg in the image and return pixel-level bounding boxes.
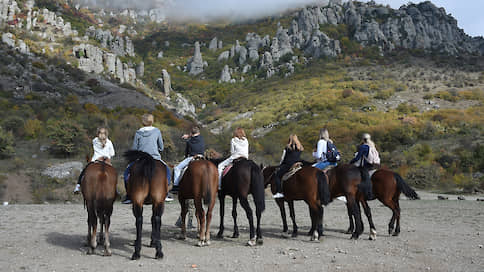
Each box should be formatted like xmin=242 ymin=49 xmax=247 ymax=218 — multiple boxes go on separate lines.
xmin=361 ymin=199 xmax=377 ymax=240
xmin=194 ymin=198 xmax=206 ymax=246
xmin=98 ymin=216 xmax=105 ymax=246
xmin=381 ymin=198 xmax=397 ymax=235
xmin=131 ymin=204 xmax=143 ymax=260
xmin=345 ymin=202 xmax=355 ymax=234
xmin=255 ymin=198 xmax=264 ymax=245
xmin=347 ymin=197 xmax=363 ymax=239
xmin=288 ymin=200 xmax=298 ymax=238
xmin=103 ymin=212 xmax=112 ymax=256
xmin=276 ymin=199 xmax=288 ymax=235
xmin=231 ymin=197 xmax=239 ymax=238
xmin=152 ymin=202 xmax=164 ymax=259
xmin=317 ymin=206 xmax=324 ymax=238
xmin=204 ymin=197 xmax=216 ymax=246
xmin=393 ymin=199 xmax=401 ymax=236
xmin=216 ymin=193 xmax=225 ymax=238
xmin=177 ymin=199 xmax=188 ymax=240
xmin=239 ymin=196 xmax=256 ymax=246
xmin=87 ymin=208 xmax=97 ymax=254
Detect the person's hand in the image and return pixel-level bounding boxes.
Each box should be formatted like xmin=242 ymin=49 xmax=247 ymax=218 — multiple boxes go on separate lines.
xmin=181 ymin=134 xmax=190 ymax=139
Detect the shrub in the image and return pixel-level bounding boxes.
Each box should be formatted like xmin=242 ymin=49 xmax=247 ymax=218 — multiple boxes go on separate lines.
xmin=0 ymin=127 xmax=15 ymax=159
xmin=47 ymin=119 xmax=88 ymax=156
xmin=24 ymin=119 xmax=43 ymax=139
xmin=2 ymin=116 xmax=24 ymax=135
xmin=396 ymin=103 xmax=419 ymax=114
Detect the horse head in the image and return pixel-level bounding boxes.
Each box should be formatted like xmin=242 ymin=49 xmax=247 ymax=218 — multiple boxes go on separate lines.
xmin=261 ymin=165 xmax=276 ymax=188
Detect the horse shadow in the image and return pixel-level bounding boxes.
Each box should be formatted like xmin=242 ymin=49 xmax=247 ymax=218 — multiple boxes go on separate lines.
xmin=46 ymin=232 xmax=134 ymax=258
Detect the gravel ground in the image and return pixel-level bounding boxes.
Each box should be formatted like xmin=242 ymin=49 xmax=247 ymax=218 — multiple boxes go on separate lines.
xmin=0 ymin=192 xmax=483 ymax=272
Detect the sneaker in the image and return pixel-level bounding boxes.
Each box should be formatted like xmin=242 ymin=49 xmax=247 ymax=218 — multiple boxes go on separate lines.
xmin=165 ymin=194 xmax=174 ymax=202
xmin=73 ymin=184 xmax=81 ymax=194
xmin=273 ymin=193 xmax=284 ymax=199
xmin=121 ymin=198 xmax=132 ymax=204
xmin=170 ymin=185 xmax=179 ymax=194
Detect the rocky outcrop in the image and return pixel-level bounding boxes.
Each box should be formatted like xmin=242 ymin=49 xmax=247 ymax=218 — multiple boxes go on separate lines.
xmin=136 ymin=61 xmax=144 ymax=77
xmin=156 ymin=69 xmax=173 ymax=97
xmin=219 ymin=65 xmax=231 ymax=83
xmin=304 ymin=30 xmax=341 ymax=58
xmin=217 ymin=51 xmax=230 ymax=62
xmin=187 ymin=41 xmax=205 ymax=75
xmin=86 ymin=26 xmax=135 ymax=56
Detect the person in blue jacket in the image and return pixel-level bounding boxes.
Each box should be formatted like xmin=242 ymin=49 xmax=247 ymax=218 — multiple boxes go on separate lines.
xmin=350 ymin=133 xmax=378 ymax=200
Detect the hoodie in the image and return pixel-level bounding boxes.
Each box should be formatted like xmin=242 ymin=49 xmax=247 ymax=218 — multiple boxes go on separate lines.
xmin=131 ymin=126 xmax=164 ymax=160
xmin=91 ymin=137 xmax=115 ymax=161
xmin=230 ymin=137 xmax=249 ymax=159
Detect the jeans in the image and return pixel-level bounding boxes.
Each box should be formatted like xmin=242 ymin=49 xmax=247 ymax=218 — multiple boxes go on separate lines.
xmin=313 ymin=161 xmax=337 ymax=170
xmin=217 ymin=156 xmax=238 ymax=188
xmin=173 ymin=156 xmax=194 ymax=186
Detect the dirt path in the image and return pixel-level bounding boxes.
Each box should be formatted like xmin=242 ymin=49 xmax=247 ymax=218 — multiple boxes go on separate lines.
xmin=1 ymin=195 xmax=483 ymax=272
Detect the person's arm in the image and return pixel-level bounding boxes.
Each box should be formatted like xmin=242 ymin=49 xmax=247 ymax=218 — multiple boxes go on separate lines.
xmin=230 ymin=138 xmax=236 ymax=156
xmin=280 ymin=149 xmax=286 ymax=165
xmin=131 ymin=133 xmax=138 ymax=150
xmin=108 ymin=140 xmax=115 ymax=158
xmin=157 ymin=130 xmax=164 ymax=152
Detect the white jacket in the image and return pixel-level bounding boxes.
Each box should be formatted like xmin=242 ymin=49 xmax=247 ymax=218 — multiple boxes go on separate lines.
xmin=230 ymin=137 xmax=249 ymax=159
xmin=312 ymin=139 xmax=328 ymax=162
xmin=91 ymin=137 xmax=115 ymax=161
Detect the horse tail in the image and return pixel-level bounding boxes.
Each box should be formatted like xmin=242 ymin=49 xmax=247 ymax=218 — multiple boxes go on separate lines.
xmin=317 ymin=170 xmax=331 ymax=205
xmin=202 ymin=163 xmax=213 ymax=205
xmin=250 ymin=162 xmax=266 ymax=212
xmin=123 ymin=150 xmax=155 ymax=183
xmin=394 ymin=173 xmax=420 ymax=200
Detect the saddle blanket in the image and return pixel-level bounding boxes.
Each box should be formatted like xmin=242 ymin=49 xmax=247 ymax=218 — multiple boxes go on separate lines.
xmin=282 ymin=162 xmax=303 ymax=181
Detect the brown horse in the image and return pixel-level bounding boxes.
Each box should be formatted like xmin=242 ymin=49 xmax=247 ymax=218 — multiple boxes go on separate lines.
xmin=262 ymin=165 xmax=330 ymax=241
xmin=325 ymin=164 xmax=365 ymax=239
xmin=80 ymin=159 xmax=117 ymax=256
xmin=346 ymin=168 xmax=420 ymax=239
xmin=177 ymin=159 xmax=218 ymax=246
xmin=216 ymin=158 xmax=265 ymax=246
xmin=124 ymin=150 xmax=168 ymax=260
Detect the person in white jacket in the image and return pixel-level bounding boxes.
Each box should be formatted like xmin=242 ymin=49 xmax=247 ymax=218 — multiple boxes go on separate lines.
xmin=217 ymin=128 xmax=249 ymax=189
xmin=74 ymin=127 xmax=115 ymax=193
xmin=312 ymin=128 xmax=337 ymax=170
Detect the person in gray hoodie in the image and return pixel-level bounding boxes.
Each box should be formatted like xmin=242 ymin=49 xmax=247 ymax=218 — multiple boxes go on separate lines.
xmin=122 ymin=113 xmax=172 ymax=203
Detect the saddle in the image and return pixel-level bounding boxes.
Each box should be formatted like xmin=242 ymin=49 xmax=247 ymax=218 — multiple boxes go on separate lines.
xmin=221 ymin=157 xmax=246 ymax=178
xmin=192 ymin=154 xmax=205 ymax=161
xmin=282 ymin=162 xmax=303 ymax=181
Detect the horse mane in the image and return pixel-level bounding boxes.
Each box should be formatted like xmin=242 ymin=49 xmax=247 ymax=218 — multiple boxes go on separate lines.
xmin=123 ymin=150 xmax=155 ymax=183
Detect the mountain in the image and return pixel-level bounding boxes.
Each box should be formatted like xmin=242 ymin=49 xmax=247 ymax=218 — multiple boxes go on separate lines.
xmin=0 ymin=0 xmax=483 ymax=203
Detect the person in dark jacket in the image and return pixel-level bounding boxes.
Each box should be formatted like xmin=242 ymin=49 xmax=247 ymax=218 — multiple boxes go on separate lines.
xmin=273 ymin=134 xmax=304 ymax=198
xmin=350 ymin=133 xmax=377 ymax=200
xmin=170 ymin=125 xmax=205 ymax=192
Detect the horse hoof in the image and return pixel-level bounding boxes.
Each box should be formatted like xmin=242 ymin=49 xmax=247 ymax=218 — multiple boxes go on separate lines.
xmin=369 ymin=229 xmax=377 ymax=240
xmin=345 ymin=229 xmax=353 ymax=235
xmin=197 ymin=241 xmax=204 ymax=247
xmin=155 ymin=251 xmax=164 ymax=259
xmin=256 ymin=238 xmax=263 ymax=245
xmin=205 ymin=240 xmax=211 ymax=246
xmin=104 ymin=250 xmax=112 ymax=257
xmin=149 ymin=240 xmax=155 ymax=248
xmin=247 ymin=238 xmax=256 ymax=246
xmin=281 ymin=232 xmax=290 ymax=238
xmin=291 ymin=232 xmax=298 ymax=238
xmin=392 ymin=232 xmax=400 ymax=237
xmin=216 ymin=232 xmax=223 ymax=239
xmin=86 ymin=248 xmax=95 ymax=255
xmin=131 ymin=252 xmax=140 ymax=260
xmin=232 ymin=233 xmax=239 ymax=238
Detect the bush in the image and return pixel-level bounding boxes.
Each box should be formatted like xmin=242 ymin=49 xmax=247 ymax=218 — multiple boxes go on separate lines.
xmin=0 ymin=127 xmax=15 ymax=159
xmin=2 ymin=116 xmax=24 ymax=135
xmin=24 ymin=119 xmax=43 ymax=139
xmin=47 ymin=119 xmax=88 ymax=156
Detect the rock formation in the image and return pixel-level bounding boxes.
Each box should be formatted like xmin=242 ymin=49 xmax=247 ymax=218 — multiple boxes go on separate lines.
xmin=187 ymin=41 xmax=204 ymax=75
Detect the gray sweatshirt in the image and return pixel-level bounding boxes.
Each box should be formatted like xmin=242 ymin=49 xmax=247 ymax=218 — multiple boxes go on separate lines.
xmin=131 ymin=126 xmax=164 ymax=160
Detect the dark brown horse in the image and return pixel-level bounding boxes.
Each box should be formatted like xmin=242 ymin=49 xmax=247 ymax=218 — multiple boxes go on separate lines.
xmin=325 ymin=164 xmax=365 ymax=239
xmin=346 ymin=168 xmax=419 ymax=239
xmin=216 ymin=158 xmax=265 ymax=246
xmin=80 ymin=159 xmax=117 ymax=256
xmin=177 ymin=159 xmax=218 ymax=246
xmin=262 ymin=165 xmax=330 ymax=241
xmin=124 ymin=150 xmax=168 ymax=260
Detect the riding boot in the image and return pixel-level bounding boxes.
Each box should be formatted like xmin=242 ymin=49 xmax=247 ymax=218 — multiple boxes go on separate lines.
xmin=359 ymin=167 xmax=373 ymax=200
xmin=273 ymin=176 xmax=284 ymax=198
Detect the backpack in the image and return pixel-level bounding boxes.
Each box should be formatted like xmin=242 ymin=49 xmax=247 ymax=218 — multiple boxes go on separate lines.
xmin=325 ymin=141 xmax=341 ymax=163
xmin=366 ymin=145 xmax=380 ymax=165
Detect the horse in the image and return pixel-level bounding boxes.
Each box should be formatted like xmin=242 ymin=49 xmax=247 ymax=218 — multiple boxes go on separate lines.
xmin=80 ymin=159 xmax=117 ymax=256
xmin=177 ymin=159 xmax=218 ymax=247
xmin=124 ymin=150 xmax=168 ymax=260
xmin=345 ymin=168 xmax=420 ymax=239
xmin=262 ymin=164 xmax=330 ymax=241
xmin=325 ymin=164 xmax=365 ymax=239
xmin=216 ymin=158 xmax=265 ymax=246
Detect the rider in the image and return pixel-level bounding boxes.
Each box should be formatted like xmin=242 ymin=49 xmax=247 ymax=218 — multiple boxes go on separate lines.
xmin=273 ymin=134 xmax=304 ymax=199
xmin=350 ymin=133 xmax=378 ymax=200
xmin=217 ymin=127 xmax=249 ymax=189
xmin=122 ymin=113 xmax=172 ymax=204
xmin=170 ymin=125 xmax=205 ymax=193
xmin=74 ymin=127 xmax=115 ymax=193
xmin=312 ymin=128 xmax=338 ymax=170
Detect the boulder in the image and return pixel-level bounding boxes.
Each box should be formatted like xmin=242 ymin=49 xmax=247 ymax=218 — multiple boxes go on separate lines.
xmin=209 ymin=37 xmax=218 ymax=51
xmin=219 ymin=65 xmax=231 ymax=83
xmin=217 ymin=51 xmax=230 ymax=62
xmin=2 ymin=32 xmax=15 ymax=47
xmin=136 ymin=61 xmax=144 ymax=77
xmin=239 ymin=46 xmax=247 ymax=65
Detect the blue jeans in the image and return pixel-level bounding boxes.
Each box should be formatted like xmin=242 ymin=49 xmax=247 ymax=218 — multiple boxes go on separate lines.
xmin=173 ymin=156 xmax=194 ymax=186
xmin=313 ymin=161 xmax=337 ymax=170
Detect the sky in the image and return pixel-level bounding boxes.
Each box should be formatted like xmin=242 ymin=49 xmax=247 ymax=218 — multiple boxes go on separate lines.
xmin=361 ymin=0 xmax=484 ymax=37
